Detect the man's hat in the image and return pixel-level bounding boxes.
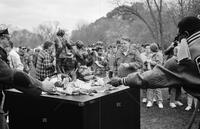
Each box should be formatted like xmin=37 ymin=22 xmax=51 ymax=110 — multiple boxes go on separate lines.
xmin=0 ymin=28 xmax=9 ymax=37
xmin=0 ymin=24 xmax=9 ymax=37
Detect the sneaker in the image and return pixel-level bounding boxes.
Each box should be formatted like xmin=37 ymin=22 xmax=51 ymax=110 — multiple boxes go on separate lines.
xmin=142 ymin=98 xmax=147 ymax=103
xmin=175 ymin=101 xmax=183 ymax=106
xmin=185 ymin=106 xmax=192 ymax=111
xmin=146 ymin=101 xmax=153 ymax=107
xmin=169 ymin=102 xmax=177 ymax=108
xmin=158 ymin=102 xmax=164 ymax=109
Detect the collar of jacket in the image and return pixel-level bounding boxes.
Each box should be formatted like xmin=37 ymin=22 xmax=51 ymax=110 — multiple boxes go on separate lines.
xmin=187 ymin=31 xmax=200 ymax=45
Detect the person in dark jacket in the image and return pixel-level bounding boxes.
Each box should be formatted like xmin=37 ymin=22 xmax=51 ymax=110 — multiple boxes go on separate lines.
xmin=0 ymin=27 xmax=55 ymax=96
xmin=54 ymin=29 xmax=72 ymax=73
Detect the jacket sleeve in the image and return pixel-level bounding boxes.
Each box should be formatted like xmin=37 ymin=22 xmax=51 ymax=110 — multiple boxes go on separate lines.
xmin=123 ymin=58 xmax=182 ymax=89
xmin=0 ymin=59 xmax=42 ymax=96
xmin=128 ymin=52 xmax=143 ymax=70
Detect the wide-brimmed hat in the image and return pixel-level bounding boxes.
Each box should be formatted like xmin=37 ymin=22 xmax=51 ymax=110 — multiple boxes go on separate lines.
xmin=0 ymin=28 xmax=9 ymax=38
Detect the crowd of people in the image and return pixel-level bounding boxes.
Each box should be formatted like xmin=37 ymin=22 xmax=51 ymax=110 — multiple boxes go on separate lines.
xmin=1 ymin=15 xmax=200 ymax=129
xmin=5 ymin=27 xmax=197 ymax=111
xmin=107 ymin=16 xmax=200 ymax=117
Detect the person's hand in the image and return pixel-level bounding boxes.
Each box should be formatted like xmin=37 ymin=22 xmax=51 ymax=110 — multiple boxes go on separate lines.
xmin=42 ymin=78 xmax=56 ymax=93
xmin=107 ymin=77 xmax=122 ymax=87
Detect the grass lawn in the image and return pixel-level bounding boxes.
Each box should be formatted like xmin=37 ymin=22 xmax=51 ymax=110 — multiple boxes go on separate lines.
xmin=141 ymin=88 xmax=200 ymax=129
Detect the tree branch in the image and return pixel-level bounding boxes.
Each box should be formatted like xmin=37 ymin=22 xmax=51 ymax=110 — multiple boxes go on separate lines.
xmin=119 ymin=5 xmax=156 ymax=40
xmin=146 ymin=0 xmax=159 ymax=41
xmin=154 ymin=0 xmax=160 ymax=12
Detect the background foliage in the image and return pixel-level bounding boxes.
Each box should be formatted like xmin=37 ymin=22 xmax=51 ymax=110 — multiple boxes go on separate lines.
xmin=9 ymin=0 xmax=200 ymax=49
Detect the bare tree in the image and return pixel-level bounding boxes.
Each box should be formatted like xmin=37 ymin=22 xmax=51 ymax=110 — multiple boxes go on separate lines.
xmin=34 ymin=21 xmax=60 ymax=42
xmin=167 ymin=0 xmax=200 ymax=27
xmin=109 ymin=0 xmax=165 ymax=49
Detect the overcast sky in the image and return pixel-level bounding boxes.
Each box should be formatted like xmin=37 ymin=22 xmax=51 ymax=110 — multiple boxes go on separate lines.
xmin=0 ymin=0 xmax=115 ymax=33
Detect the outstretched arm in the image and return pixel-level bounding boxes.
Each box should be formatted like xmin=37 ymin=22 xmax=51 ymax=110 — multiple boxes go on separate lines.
xmin=0 ymin=59 xmax=55 ymax=96
xmin=108 ymin=58 xmax=182 ymax=89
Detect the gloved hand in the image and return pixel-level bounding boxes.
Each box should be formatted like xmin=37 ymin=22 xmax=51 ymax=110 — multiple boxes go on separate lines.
xmin=107 ymin=77 xmax=122 ymax=87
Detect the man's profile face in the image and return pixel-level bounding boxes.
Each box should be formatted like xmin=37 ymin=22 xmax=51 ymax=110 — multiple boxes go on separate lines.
xmin=0 ymin=36 xmax=9 ymax=49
